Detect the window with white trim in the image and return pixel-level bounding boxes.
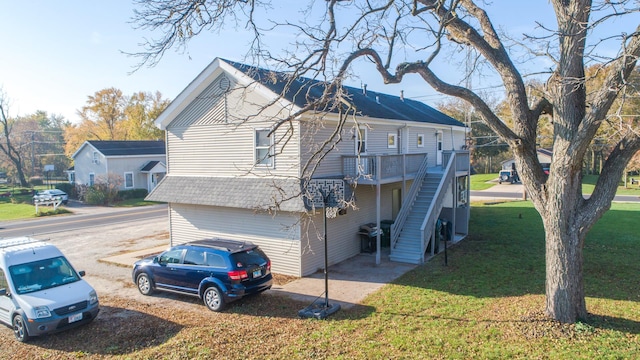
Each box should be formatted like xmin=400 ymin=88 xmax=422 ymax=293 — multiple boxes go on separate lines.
xmin=92 ymin=151 xmax=99 ymax=164
xmin=387 ymin=133 xmax=397 ymax=149
xmin=124 ymin=172 xmax=134 ymax=188
xmin=354 ymin=126 xmax=367 ymax=154
xmin=89 ymin=173 xmax=95 ymax=186
xmin=255 ymin=129 xmax=274 ymax=167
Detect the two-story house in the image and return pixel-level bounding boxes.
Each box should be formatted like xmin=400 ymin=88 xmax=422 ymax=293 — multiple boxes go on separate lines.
xmin=146 ymin=58 xmax=470 ymax=277
xmin=70 ymin=140 xmax=166 ymax=192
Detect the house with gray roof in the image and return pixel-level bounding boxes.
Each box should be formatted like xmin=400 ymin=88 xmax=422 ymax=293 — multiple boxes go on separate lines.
xmin=70 ymin=140 xmax=166 ymax=192
xmin=146 ymin=58 xmax=470 ymax=277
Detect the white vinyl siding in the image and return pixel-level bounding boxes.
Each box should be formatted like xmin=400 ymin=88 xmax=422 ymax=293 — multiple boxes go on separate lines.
xmin=167 ymin=123 xmax=299 ymax=177
xmin=168 ymin=204 xmax=303 ymax=276
xmin=105 ymin=155 xmax=165 ymax=191
xmin=166 ymin=74 xmax=301 ymax=177
xmin=299 ymin=184 xmax=398 ymax=276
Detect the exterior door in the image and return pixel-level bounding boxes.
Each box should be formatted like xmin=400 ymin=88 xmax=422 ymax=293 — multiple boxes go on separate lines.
xmin=153 ymin=249 xmax=185 ymax=290
xmin=436 ymin=131 xmax=443 ymax=166
xmin=392 ymin=188 xmax=402 ymax=219
xmin=355 ymin=126 xmax=369 ymax=175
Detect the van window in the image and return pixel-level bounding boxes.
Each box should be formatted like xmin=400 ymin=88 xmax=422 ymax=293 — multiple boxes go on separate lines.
xmin=9 ymin=257 xmax=80 ymax=294
xmin=0 ymin=269 xmax=8 ymax=294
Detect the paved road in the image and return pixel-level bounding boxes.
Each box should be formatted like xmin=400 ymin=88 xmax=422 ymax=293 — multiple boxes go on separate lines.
xmin=0 ymin=204 xmax=168 ymax=238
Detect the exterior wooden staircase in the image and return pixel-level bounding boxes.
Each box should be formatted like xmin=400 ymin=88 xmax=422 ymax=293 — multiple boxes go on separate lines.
xmin=389 ymin=154 xmax=457 ymax=264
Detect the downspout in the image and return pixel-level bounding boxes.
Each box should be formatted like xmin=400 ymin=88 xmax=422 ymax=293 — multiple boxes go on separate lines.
xmin=398 ymin=123 xmax=408 ymax=198
xmin=376 ymin=155 xmax=381 ymax=266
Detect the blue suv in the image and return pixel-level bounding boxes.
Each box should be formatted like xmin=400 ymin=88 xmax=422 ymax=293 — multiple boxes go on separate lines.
xmin=132 ymin=239 xmax=273 ymax=311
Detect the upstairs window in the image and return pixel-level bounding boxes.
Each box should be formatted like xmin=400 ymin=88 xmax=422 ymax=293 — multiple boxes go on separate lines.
xmin=355 ymin=126 xmax=367 ymax=154
xmin=255 ymin=129 xmax=274 ymax=167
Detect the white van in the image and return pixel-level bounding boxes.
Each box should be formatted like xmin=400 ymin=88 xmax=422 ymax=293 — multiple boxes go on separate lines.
xmin=0 ymin=237 xmax=100 ymax=342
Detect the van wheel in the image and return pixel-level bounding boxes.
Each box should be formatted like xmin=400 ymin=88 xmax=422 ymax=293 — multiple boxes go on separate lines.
xmin=136 ymin=273 xmax=155 ymax=295
xmin=13 ymin=314 xmax=30 ymax=342
xmin=203 ymin=286 xmax=225 ymax=312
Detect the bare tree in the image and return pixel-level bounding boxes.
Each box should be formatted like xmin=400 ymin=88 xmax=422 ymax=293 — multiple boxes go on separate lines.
xmin=131 ymin=0 xmax=640 ymax=323
xmin=0 ymin=92 xmax=29 ymax=187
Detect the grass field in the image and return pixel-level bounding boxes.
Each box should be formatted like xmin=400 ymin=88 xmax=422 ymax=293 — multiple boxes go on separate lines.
xmin=471 ymin=173 xmax=640 ymax=196
xmin=0 ymin=185 xmax=155 ymax=221
xmin=1 ymin=202 xmax=638 ymax=358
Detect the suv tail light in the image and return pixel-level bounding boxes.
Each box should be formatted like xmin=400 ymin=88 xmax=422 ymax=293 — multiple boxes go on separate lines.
xmin=228 ymin=270 xmax=248 ymax=281
xmin=267 ymin=260 xmax=271 ymax=271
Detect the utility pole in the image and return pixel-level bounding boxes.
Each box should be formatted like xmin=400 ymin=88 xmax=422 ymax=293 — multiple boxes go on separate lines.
xmin=31 ymin=131 xmax=35 ymax=177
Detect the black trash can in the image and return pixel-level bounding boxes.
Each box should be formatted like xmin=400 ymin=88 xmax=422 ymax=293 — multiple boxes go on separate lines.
xmin=380 ymin=220 xmax=394 ymax=248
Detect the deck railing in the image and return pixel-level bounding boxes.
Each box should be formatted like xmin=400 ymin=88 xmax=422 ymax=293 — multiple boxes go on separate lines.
xmin=342 ymin=153 xmax=427 ymax=183
xmin=443 ymin=150 xmax=470 ymax=172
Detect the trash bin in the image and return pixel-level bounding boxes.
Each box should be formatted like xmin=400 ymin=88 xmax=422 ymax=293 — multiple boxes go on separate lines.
xmin=427 ymin=219 xmax=442 ymax=253
xmin=380 ymin=220 xmax=394 ymax=248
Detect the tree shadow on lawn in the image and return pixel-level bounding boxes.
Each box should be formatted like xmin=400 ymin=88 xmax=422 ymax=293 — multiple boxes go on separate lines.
xmin=26 ymin=305 xmax=183 ymax=356
xmin=390 ymin=202 xmax=640 ymax=334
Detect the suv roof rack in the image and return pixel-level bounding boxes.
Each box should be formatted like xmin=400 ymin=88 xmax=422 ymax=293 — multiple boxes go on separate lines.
xmin=188 ymin=238 xmax=254 ymax=253
xmin=0 ymin=236 xmax=44 ymax=250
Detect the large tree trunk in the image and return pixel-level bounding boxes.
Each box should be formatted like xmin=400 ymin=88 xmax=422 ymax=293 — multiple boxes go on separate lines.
xmin=15 ymin=162 xmax=29 ymax=187
xmin=542 ymin=218 xmax=587 ymax=322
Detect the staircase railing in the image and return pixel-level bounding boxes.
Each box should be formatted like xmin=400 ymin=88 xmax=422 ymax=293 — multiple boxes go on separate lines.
xmin=390 ymin=153 xmax=429 ymax=249
xmin=419 ymin=152 xmax=456 ymax=261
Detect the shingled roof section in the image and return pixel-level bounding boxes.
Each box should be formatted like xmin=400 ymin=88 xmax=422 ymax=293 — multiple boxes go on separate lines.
xmin=146 ymin=176 xmax=306 ymax=212
xmin=88 ymin=140 xmax=165 ymax=156
xmin=225 ymin=60 xmax=464 ymax=127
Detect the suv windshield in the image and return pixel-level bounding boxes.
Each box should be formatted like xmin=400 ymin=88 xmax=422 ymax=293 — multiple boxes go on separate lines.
xmin=231 ymin=247 xmax=269 ymax=268
xmin=9 ymin=256 xmax=80 ymax=294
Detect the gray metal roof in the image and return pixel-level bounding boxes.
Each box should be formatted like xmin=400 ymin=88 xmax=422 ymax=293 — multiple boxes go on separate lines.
xmin=145 ymin=176 xmax=306 ymax=212
xmin=87 ymin=140 xmax=166 ymax=156
xmin=140 ymin=161 xmax=160 ymax=172
xmin=225 ymin=60 xmax=465 ymax=127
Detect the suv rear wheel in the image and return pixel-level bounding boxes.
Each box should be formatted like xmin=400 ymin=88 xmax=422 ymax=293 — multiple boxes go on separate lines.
xmin=13 ymin=314 xmax=30 ymax=342
xmin=203 ymin=286 xmax=225 ymax=312
xmin=136 ymin=273 xmax=155 ymax=295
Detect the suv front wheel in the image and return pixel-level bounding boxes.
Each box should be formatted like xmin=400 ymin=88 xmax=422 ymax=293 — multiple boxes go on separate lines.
xmin=136 ymin=273 xmax=155 ymax=295
xmin=203 ymin=286 xmax=225 ymax=312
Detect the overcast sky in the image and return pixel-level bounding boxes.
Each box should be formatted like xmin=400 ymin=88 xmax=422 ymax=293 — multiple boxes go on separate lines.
xmin=0 ymin=1 xmax=634 ymax=124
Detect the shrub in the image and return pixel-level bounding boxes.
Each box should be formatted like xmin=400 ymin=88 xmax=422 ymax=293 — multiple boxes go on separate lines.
xmin=84 ymin=187 xmax=107 ymax=205
xmin=56 ymin=183 xmax=77 ymax=199
xmin=118 ymin=188 xmax=148 ymax=200
xmin=29 ymin=177 xmax=43 ymax=186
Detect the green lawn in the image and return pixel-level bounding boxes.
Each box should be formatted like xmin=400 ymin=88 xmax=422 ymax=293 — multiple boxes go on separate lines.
xmin=2 ymin=198 xmax=638 ymax=357
xmin=125 ymin=201 xmax=639 ymax=359
xmin=294 ymin=201 xmax=640 ymax=358
xmin=470 ymin=173 xmax=499 ymax=190
xmin=0 ymin=186 xmax=155 ymax=221
xmin=472 ymin=173 xmax=640 ymax=196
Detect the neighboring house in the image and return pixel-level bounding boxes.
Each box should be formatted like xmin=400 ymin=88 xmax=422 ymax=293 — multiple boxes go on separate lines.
xmin=146 ymin=58 xmax=470 ymax=277
xmin=70 ymin=140 xmax=166 ymax=192
xmin=501 ymin=148 xmax=552 ymax=170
